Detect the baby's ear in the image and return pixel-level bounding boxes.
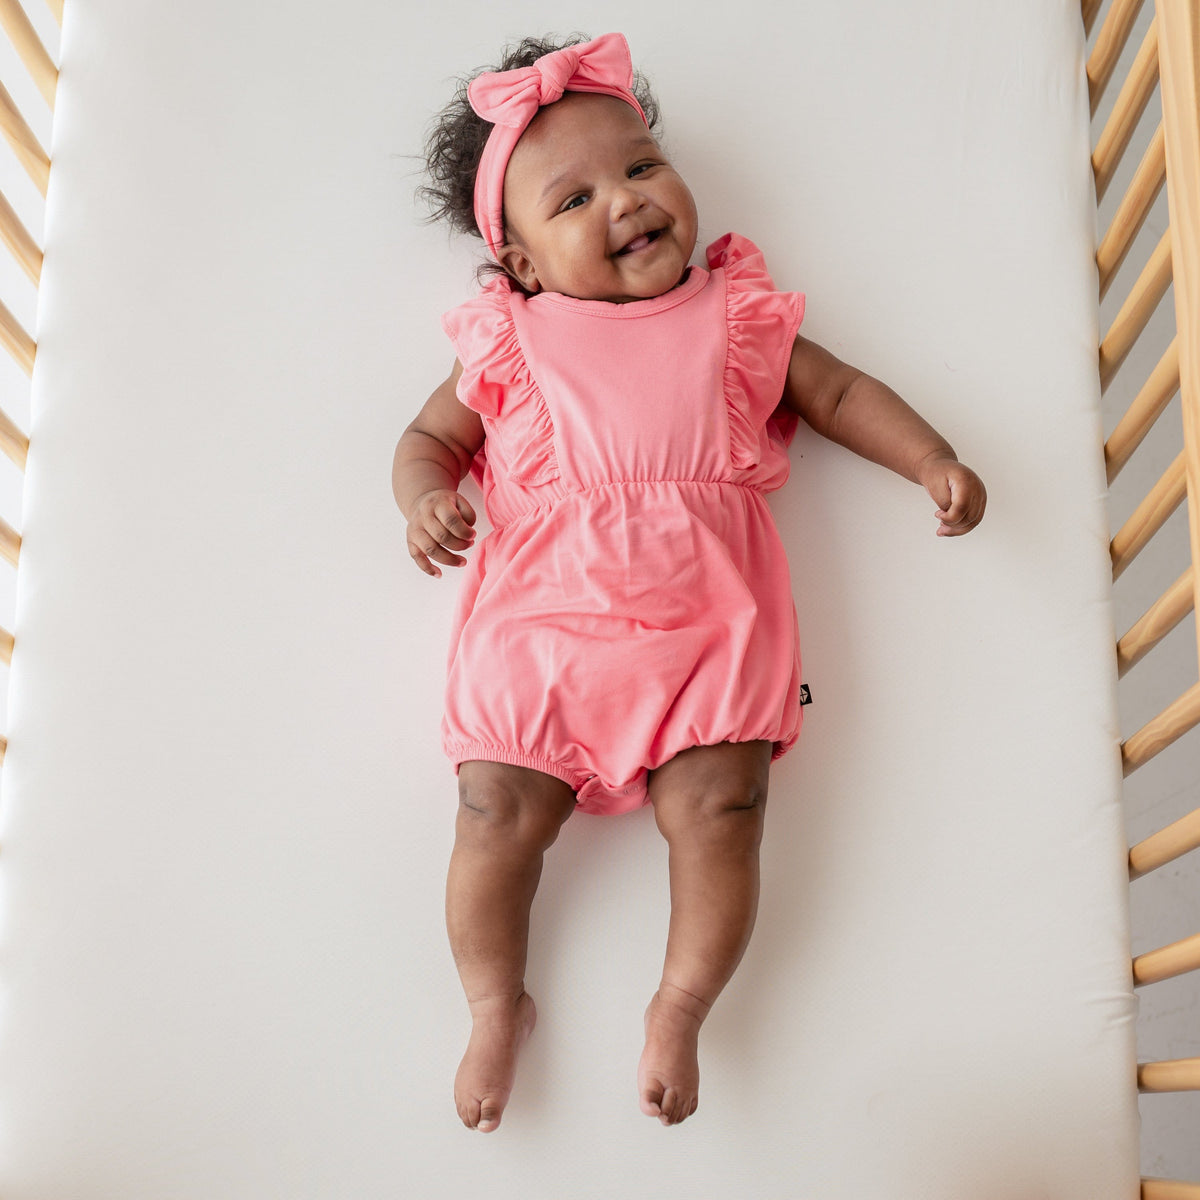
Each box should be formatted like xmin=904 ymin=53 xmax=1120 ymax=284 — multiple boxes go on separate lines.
xmin=496 ymin=243 xmax=540 ymax=293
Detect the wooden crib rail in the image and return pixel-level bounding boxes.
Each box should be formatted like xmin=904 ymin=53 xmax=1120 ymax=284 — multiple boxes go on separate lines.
xmin=0 ymin=0 xmax=56 ymax=764
xmin=1100 ymin=0 xmax=1200 ymax=776
xmin=1090 ymin=0 xmax=1200 ymax=1194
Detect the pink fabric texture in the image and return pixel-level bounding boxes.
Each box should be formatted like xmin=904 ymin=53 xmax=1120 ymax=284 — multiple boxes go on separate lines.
xmin=439 ymin=233 xmax=806 ymax=815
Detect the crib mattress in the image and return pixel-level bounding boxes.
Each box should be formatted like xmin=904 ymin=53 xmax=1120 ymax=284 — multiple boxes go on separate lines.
xmin=0 ymin=2 xmax=1137 ymax=1197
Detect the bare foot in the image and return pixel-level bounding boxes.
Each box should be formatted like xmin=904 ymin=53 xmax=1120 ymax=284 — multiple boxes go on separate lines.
xmin=637 ymin=986 xmax=706 ymax=1126
xmin=454 ymin=991 xmax=537 ymax=1132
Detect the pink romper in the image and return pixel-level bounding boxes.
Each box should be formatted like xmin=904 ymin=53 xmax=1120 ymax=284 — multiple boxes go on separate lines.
xmin=439 ymin=232 xmax=806 ymax=816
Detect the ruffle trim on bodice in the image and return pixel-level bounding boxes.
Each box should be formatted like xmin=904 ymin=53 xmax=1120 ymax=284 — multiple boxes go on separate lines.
xmin=440 ymin=279 xmax=559 ymax=486
xmin=706 ymin=233 xmax=805 ymax=469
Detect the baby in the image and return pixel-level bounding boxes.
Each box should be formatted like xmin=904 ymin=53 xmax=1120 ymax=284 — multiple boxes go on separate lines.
xmin=393 ymin=32 xmax=986 ymax=1132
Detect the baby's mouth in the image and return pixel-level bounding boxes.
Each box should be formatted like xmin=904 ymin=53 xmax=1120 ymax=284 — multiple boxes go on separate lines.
xmin=615 ymin=228 xmax=664 ymax=256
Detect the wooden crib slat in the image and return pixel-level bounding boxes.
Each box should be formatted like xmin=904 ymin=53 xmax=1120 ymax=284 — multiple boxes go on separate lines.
xmin=0 ymin=183 xmax=40 ymax=284
xmin=1093 ymin=15 xmax=1160 ymax=203
xmin=1139 ymin=1056 xmax=1200 ymax=1091
xmin=0 ymin=403 xmax=28 ymax=469
xmin=43 ymin=0 xmax=59 ymax=26
xmin=1156 ymin=0 xmax=1200 ymax=677
xmin=1090 ymin=0 xmax=1150 ymax=115
xmin=1083 ymin=0 xmax=1105 ymax=39
xmin=1123 ymin=678 xmax=1200 ymax=774
xmin=1143 ymin=1179 xmax=1200 ymax=1199
xmin=1133 ymin=928 xmax=1200 ymax=984
xmin=0 ymin=511 xmax=18 ymax=567
xmin=0 ymin=292 xmax=33 ymax=375
xmin=1099 ymin=226 xmax=1173 ymax=392
xmin=0 ymin=0 xmax=58 ymax=108
xmin=1105 ymin=336 xmax=1180 ymax=482
xmin=0 ymin=622 xmax=13 ymax=663
xmin=1110 ymin=449 xmax=1186 ymax=579
xmin=1130 ymin=799 xmax=1200 ymax=877
xmin=1099 ymin=122 xmax=1167 ymax=301
xmin=0 ymin=74 xmax=47 ymax=195
xmin=1117 ymin=566 xmax=1194 ymax=676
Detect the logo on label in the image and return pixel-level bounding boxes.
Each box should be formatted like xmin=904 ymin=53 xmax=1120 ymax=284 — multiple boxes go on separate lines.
xmin=799 ymin=684 xmax=813 ymax=706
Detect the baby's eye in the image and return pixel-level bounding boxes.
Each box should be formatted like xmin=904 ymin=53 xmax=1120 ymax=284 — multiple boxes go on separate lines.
xmin=561 ymin=193 xmax=587 ymax=212
xmin=629 ymin=162 xmax=659 ymax=177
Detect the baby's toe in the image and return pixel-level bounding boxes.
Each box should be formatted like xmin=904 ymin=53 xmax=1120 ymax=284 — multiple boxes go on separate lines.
xmin=639 ymin=1079 xmax=664 ymax=1118
xmin=476 ymin=1098 xmax=503 ymax=1132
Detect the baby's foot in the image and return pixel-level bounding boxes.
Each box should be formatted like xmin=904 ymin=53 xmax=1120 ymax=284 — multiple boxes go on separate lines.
xmin=637 ymin=986 xmax=705 ymax=1126
xmin=454 ymin=991 xmax=537 ymax=1132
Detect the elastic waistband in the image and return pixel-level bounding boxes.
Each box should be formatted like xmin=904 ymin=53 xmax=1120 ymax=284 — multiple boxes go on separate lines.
xmin=489 ymin=477 xmax=770 ymax=532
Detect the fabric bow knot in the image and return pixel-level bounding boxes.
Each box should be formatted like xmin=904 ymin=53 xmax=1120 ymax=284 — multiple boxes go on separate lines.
xmin=466 ymin=33 xmax=649 ymax=260
xmin=468 ymin=37 xmax=627 ymax=128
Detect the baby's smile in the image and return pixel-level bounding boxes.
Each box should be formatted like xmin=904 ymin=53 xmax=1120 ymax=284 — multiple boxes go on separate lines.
xmin=614 ymin=228 xmax=666 ymax=256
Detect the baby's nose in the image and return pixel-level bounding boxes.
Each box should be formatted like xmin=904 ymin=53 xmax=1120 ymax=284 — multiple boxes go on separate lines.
xmin=609 ymin=184 xmax=646 ymax=219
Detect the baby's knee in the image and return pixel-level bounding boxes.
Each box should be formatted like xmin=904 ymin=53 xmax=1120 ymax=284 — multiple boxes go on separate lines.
xmin=456 ymin=761 xmax=577 ymax=851
xmin=652 ymin=774 xmax=767 ymax=846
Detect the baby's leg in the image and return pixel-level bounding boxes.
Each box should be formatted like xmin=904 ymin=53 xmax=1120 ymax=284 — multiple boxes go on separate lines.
xmin=446 ymin=760 xmax=577 ymax=1132
xmin=640 ymin=739 xmax=772 ymax=1126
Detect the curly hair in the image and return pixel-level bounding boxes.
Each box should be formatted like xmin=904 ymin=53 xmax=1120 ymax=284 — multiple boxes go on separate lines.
xmin=417 ymin=34 xmax=662 ymax=280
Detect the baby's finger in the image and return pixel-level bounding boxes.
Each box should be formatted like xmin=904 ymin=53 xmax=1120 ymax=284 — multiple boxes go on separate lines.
xmin=424 ymin=512 xmax=475 ymax=552
xmin=937 ymin=475 xmax=971 ymax=521
xmin=407 ymin=539 xmax=441 ymax=578
xmin=453 ymin=493 xmax=477 ymax=531
xmin=424 ymin=539 xmax=470 ymax=569
xmin=936 ymin=500 xmax=983 ymax=537
xmin=408 ymin=531 xmax=466 ymax=575
xmin=434 ymin=497 xmax=476 ymax=543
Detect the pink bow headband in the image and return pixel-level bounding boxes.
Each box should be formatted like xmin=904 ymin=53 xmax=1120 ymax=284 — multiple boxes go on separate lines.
xmin=467 ymin=32 xmax=649 ymax=259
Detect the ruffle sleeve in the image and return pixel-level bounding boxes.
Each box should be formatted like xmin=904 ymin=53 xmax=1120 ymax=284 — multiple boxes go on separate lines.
xmin=706 ymin=232 xmax=805 ymax=468
xmin=440 ymin=278 xmax=558 ymax=486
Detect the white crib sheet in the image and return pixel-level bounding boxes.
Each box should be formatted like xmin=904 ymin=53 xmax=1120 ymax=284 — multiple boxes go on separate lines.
xmin=0 ymin=2 xmax=1138 ymax=1197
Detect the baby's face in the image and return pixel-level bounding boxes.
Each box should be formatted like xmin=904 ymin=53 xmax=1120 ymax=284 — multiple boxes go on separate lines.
xmin=498 ymin=93 xmax=698 ymax=304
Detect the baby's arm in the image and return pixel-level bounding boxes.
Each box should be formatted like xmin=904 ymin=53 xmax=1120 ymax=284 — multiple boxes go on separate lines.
xmin=393 ymin=359 xmax=486 ymax=576
xmin=779 ymin=336 xmax=986 ymax=537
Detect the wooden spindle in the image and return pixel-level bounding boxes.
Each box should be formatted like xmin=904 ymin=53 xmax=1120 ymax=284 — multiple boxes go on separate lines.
xmin=1138 ymin=1056 xmax=1200 ymax=1091
xmin=1117 ymin=566 xmax=1194 ymax=676
xmin=0 ymin=184 xmax=41 ymax=283
xmin=1098 ymin=123 xmax=1167 ymax=300
xmin=0 ymin=622 xmax=13 ymax=663
xmin=0 ymin=75 xmax=49 ymax=195
xmin=1093 ymin=16 xmax=1160 ymax=203
xmin=1104 ymin=337 xmax=1180 ymax=482
xmin=1083 ymin=0 xmax=1105 ymax=39
xmin=1099 ymin=226 xmax=1173 ymax=391
xmin=0 ymin=404 xmax=28 ymax=469
xmin=1089 ymin=0 xmax=1149 ymax=115
xmin=1110 ymin=450 xmax=1186 ymax=579
xmin=0 ymin=0 xmax=58 ymax=108
xmin=1143 ymin=1178 xmax=1200 ymax=1199
xmin=1133 ymin=928 xmax=1200 ymax=983
xmin=0 ymin=293 xmax=34 ymax=375
xmin=1130 ymin=801 xmax=1200 ymax=879
xmin=0 ymin=511 xmax=19 ymax=567
xmin=1123 ymin=679 xmax=1200 ymax=774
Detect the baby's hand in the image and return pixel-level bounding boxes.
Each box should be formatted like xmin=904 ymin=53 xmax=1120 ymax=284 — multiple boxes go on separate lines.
xmin=917 ymin=454 xmax=987 ymax=537
xmin=406 ymin=489 xmax=477 ymax=577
